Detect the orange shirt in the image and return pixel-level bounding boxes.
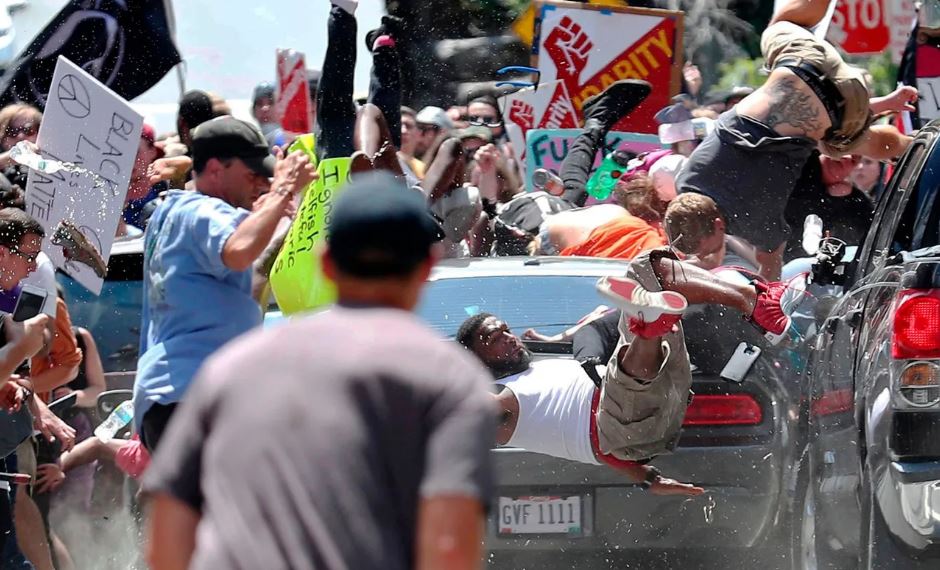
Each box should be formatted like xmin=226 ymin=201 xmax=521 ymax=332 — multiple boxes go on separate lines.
xmin=31 ymin=296 xmax=83 ymax=402
xmin=560 ymin=215 xmax=667 ymax=260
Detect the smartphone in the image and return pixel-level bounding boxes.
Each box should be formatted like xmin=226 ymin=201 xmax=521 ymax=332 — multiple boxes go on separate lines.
xmin=720 ymin=342 xmax=762 ymax=383
xmin=12 ymin=284 xmax=48 ymax=322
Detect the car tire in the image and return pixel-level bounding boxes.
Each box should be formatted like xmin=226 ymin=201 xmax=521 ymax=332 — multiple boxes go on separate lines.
xmin=860 ymin=467 xmax=934 ymax=570
xmin=791 ymin=450 xmax=855 ymax=570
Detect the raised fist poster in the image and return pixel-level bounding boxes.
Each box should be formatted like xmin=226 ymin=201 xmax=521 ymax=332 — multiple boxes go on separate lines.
xmin=531 ymin=1 xmax=683 ymax=134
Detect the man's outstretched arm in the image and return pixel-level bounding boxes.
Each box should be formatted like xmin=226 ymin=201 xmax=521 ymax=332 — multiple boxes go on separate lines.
xmin=851 ymin=124 xmax=914 ymax=161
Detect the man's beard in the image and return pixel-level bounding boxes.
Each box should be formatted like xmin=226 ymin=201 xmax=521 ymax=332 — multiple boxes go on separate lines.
xmin=492 ymin=348 xmax=533 ymax=379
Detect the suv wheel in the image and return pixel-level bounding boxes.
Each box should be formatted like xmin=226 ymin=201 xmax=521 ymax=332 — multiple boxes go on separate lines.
xmin=791 ymin=450 xmax=854 ymax=570
xmin=860 ymin=468 xmax=933 ymax=570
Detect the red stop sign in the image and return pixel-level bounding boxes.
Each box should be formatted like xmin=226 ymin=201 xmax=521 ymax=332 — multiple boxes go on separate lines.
xmin=828 ymin=0 xmax=890 ymax=54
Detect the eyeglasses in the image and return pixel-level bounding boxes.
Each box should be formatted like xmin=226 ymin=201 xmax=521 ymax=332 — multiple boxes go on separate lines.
xmin=466 ymin=115 xmax=503 ymax=128
xmin=4 ymin=123 xmax=37 ymax=139
xmin=417 ymin=124 xmax=440 ymax=133
xmin=6 ymin=245 xmax=39 ymax=264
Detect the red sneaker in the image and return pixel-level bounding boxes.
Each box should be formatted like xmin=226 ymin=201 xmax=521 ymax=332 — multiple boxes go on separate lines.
xmin=596 ymin=276 xmax=687 ymax=339
xmin=747 ymin=280 xmax=793 ymax=345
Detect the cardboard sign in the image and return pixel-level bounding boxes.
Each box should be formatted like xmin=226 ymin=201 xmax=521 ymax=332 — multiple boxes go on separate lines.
xmin=524 ymin=128 xmax=663 ymax=192
xmin=501 ymin=79 xmax=580 ymax=180
xmin=276 ymin=49 xmax=313 ymax=135
xmin=269 ymin=148 xmax=351 ymax=316
xmin=25 ymin=56 xmax=143 ymax=295
xmin=532 ymin=1 xmax=683 ymax=135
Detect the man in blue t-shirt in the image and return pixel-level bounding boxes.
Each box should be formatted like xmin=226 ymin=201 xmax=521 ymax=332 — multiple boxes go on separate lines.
xmin=133 ymin=116 xmax=315 ymax=452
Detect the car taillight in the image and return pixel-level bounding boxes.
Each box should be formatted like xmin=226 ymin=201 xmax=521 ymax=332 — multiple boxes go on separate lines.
xmin=892 ymin=290 xmax=940 ymax=360
xmin=683 ymin=394 xmax=762 ymax=426
xmin=810 ymin=388 xmax=854 ymax=417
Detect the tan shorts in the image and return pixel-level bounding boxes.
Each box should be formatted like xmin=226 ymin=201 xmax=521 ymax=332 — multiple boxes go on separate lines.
xmin=761 ymin=21 xmax=871 ymax=152
xmin=595 ymin=248 xmax=694 ymax=462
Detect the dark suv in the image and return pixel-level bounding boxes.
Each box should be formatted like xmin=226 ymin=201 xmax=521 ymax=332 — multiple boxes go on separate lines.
xmin=794 ymin=124 xmax=940 ymax=569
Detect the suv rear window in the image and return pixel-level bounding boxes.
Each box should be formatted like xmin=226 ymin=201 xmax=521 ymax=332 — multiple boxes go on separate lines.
xmin=891 ymin=141 xmax=940 ymax=255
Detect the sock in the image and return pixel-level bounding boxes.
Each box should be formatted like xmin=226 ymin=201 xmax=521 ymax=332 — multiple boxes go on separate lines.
xmin=332 ymin=0 xmax=357 ymax=16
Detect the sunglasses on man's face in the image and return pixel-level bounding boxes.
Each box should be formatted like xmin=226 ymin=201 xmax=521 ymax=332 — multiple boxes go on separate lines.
xmin=417 ymin=124 xmax=440 ymax=134
xmin=466 ymin=115 xmax=503 ymax=129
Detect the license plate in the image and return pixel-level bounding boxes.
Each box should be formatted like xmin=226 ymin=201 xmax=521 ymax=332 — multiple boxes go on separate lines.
xmin=497 ymin=495 xmax=582 ymax=535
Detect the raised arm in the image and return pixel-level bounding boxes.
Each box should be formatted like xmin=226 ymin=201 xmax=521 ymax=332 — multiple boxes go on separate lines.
xmin=221 ymin=150 xmax=315 ymax=271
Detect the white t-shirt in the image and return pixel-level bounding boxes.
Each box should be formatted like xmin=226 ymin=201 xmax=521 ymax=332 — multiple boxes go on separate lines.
xmin=497 ymin=359 xmax=600 ymax=465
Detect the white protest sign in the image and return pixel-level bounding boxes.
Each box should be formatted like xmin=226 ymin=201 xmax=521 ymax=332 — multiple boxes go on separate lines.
xmin=502 ymin=79 xmax=580 ymax=180
xmin=25 ymin=56 xmax=143 ymax=295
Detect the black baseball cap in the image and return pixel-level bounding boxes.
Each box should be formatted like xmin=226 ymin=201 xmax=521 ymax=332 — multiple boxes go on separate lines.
xmin=191 ymin=116 xmax=275 ymax=177
xmin=328 ymin=172 xmax=445 ymax=277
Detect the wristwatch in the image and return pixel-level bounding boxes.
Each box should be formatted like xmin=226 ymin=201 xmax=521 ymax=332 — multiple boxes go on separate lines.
xmin=274 ymin=186 xmax=292 ymax=197
xmin=640 ymin=466 xmax=662 ymax=490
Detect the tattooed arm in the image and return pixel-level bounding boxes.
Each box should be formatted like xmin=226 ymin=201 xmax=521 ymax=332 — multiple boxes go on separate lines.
xmin=763 ymin=77 xmax=825 ymax=137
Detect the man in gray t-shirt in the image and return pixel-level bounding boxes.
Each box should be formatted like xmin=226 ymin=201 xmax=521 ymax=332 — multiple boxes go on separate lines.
xmin=143 ymin=173 xmax=496 ymax=570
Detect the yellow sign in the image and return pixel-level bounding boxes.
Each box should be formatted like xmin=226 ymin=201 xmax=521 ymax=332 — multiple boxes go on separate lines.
xmin=512 ymin=0 xmax=629 ymax=45
xmin=269 ymin=146 xmax=351 ymax=315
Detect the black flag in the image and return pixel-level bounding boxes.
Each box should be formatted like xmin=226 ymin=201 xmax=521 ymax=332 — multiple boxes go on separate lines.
xmin=0 ymin=0 xmax=181 ymax=108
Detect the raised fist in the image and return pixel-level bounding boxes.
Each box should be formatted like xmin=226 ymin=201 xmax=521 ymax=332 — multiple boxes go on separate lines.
xmin=508 ymin=100 xmax=535 ymax=131
xmin=544 ymin=16 xmax=593 ymax=82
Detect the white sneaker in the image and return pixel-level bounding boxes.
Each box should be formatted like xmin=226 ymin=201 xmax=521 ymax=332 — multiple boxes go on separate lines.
xmin=595 ymin=276 xmax=687 ymax=322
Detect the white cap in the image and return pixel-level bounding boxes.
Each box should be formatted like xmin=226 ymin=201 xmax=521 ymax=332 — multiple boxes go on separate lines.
xmin=658 ymin=117 xmax=715 ymax=145
xmin=416 ymin=106 xmax=454 ymax=131
xmin=648 ymin=153 xmax=687 ymax=202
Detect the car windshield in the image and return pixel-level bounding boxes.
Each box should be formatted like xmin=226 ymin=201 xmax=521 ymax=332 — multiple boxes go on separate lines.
xmin=417 ymin=274 xmax=610 ymax=338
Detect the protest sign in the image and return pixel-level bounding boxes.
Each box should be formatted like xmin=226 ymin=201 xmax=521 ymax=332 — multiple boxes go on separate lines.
xmin=524 ymin=128 xmax=663 ymax=192
xmin=25 ymin=56 xmax=143 ymax=295
xmin=276 ymin=49 xmax=313 ymax=135
xmin=501 ymin=79 xmax=580 ymax=179
xmin=532 ymin=1 xmax=683 ymax=135
xmin=269 ymin=149 xmax=350 ymax=316
xmin=826 ymin=0 xmax=914 ymax=61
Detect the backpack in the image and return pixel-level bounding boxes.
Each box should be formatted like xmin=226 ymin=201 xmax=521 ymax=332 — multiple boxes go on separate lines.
xmin=495 ymin=191 xmax=572 ymax=255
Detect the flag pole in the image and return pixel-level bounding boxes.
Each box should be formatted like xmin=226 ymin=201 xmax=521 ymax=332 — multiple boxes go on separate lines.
xmin=162 ymin=0 xmax=185 ymax=96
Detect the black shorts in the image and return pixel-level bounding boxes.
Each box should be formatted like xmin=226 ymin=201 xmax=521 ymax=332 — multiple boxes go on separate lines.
xmin=140 ymin=403 xmax=178 ymax=453
xmin=677 ymin=110 xmax=816 ymax=252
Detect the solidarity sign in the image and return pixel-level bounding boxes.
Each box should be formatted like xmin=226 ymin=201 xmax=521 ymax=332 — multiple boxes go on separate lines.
xmin=526 ymin=1 xmax=684 ymax=135
xmin=25 ymin=56 xmax=143 ymax=295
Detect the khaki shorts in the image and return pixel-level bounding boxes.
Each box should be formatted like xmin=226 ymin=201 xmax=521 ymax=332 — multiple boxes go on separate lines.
xmin=761 ymin=21 xmax=871 ymax=152
xmin=595 ymin=248 xmax=694 ymax=462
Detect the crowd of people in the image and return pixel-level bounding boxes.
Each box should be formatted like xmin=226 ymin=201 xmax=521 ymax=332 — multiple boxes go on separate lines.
xmin=0 ymin=0 xmax=921 ymax=568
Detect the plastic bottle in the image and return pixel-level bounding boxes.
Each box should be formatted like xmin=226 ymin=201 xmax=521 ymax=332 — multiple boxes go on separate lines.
xmin=532 ymin=168 xmax=564 ymax=196
xmin=586 ymin=149 xmax=633 ymax=200
xmin=802 ymin=214 xmax=824 ymax=255
xmin=94 ymin=400 xmax=134 ymax=443
xmin=9 ymin=141 xmax=66 ymax=174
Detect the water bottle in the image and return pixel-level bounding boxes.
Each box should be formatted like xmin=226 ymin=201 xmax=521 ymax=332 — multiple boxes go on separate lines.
xmin=9 ymin=141 xmax=66 ymax=174
xmin=802 ymin=214 xmax=824 ymax=255
xmin=94 ymin=400 xmax=134 ymax=443
xmin=586 ymin=149 xmax=633 ymax=200
xmin=532 ymin=168 xmax=564 ymax=196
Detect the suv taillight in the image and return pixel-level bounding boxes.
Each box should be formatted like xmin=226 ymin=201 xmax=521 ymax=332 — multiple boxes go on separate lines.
xmin=683 ymin=395 xmax=762 ymax=426
xmin=892 ymin=290 xmax=940 ymax=360
xmin=892 ymin=290 xmax=940 ymax=407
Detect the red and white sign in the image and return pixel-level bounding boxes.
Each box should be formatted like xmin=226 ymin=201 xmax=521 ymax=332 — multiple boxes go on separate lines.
xmin=532 ymin=2 xmax=683 ymax=135
xmin=825 ymin=0 xmax=915 ymax=61
xmin=502 ymin=79 xmax=580 ymax=177
xmin=276 ymin=49 xmax=313 ymax=135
